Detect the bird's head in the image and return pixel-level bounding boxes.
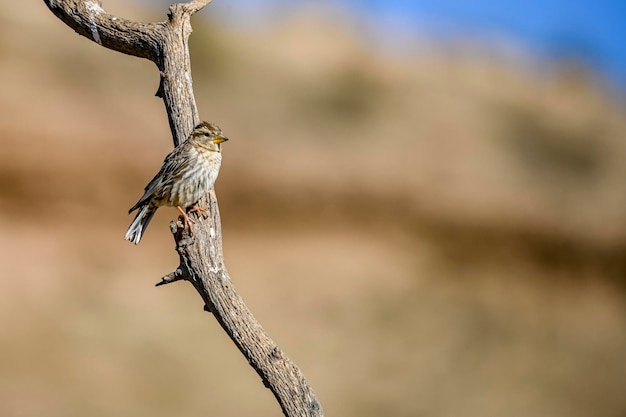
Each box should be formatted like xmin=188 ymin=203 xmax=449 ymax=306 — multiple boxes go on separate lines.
xmin=192 ymin=121 xmax=229 ymax=151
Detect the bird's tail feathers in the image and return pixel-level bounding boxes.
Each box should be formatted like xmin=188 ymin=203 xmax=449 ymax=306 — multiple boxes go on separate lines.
xmin=124 ymin=204 xmax=156 ymax=244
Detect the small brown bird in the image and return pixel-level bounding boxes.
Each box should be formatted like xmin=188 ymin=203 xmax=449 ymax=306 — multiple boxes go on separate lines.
xmin=124 ymin=121 xmax=228 ymax=244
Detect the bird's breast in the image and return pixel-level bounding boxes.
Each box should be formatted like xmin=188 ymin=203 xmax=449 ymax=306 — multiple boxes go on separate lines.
xmin=167 ymin=150 xmax=222 ymax=207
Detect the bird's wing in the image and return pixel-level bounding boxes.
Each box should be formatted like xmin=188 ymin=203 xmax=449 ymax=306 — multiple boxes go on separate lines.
xmin=128 ymin=143 xmax=192 ymax=212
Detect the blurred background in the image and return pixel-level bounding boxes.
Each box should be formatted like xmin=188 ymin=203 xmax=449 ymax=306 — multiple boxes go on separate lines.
xmin=1 ymin=1 xmax=625 ymax=416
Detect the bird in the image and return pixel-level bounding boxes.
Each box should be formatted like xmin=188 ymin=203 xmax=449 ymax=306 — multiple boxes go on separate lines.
xmin=124 ymin=121 xmax=228 ymax=244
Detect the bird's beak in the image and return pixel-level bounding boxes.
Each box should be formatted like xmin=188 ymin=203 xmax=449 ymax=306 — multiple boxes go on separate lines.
xmin=212 ymin=135 xmax=228 ymax=144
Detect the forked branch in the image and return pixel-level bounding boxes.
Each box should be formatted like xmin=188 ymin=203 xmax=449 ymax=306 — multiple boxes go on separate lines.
xmin=42 ymin=1 xmax=323 ymax=416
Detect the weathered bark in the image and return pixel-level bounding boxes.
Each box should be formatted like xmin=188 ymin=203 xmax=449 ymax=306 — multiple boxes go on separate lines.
xmin=42 ymin=1 xmax=323 ymax=416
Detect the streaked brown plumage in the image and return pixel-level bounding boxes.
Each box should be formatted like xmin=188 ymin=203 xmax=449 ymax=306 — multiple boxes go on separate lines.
xmin=124 ymin=121 xmax=228 ymax=244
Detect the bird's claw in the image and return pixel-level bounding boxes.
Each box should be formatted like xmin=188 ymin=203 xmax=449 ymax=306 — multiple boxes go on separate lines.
xmin=188 ymin=204 xmax=210 ymax=218
xmin=176 ymin=206 xmax=195 ymax=235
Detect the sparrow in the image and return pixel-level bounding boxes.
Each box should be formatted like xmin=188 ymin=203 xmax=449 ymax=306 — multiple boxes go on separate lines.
xmin=124 ymin=121 xmax=228 ymax=244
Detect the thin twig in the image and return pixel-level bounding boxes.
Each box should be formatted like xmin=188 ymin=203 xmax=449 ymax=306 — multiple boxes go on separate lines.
xmin=156 ymin=268 xmax=188 ymax=287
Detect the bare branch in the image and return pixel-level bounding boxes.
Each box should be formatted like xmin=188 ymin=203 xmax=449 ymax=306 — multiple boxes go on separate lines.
xmin=173 ymin=192 xmax=324 ymax=417
xmin=43 ymin=2 xmax=324 ymax=416
xmin=42 ymin=0 xmax=206 ymax=144
xmin=43 ymin=0 xmax=163 ymax=61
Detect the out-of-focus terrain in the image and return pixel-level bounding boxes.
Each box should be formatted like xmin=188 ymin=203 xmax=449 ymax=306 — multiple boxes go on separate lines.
xmin=1 ymin=2 xmax=625 ymax=417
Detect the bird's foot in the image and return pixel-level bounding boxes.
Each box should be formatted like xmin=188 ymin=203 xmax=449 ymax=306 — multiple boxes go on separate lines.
xmin=188 ymin=204 xmax=210 ymax=218
xmin=176 ymin=206 xmax=196 ymax=234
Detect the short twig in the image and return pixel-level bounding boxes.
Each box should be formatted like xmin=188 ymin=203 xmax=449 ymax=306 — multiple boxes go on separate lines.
xmin=156 ymin=268 xmax=188 ymax=287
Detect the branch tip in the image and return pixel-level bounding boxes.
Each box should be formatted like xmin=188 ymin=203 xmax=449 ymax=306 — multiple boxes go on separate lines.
xmin=184 ymin=0 xmax=214 ymax=15
xmin=156 ymin=268 xmax=188 ymax=287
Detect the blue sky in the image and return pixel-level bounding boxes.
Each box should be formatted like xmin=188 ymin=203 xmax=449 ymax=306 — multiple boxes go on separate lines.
xmin=155 ymin=0 xmax=626 ymax=86
xmin=345 ymin=0 xmax=626 ymax=81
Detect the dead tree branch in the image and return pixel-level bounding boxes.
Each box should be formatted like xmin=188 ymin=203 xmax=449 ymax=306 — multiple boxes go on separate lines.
xmin=42 ymin=1 xmax=323 ymax=416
